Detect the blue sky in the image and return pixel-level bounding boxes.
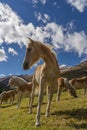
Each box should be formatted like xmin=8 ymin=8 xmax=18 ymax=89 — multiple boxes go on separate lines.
xmin=0 ymin=0 xmax=87 ymax=77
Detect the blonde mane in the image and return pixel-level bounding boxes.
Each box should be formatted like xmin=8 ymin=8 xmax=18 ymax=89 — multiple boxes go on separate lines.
xmin=37 ymin=41 xmax=57 ymax=58
xmin=36 ymin=41 xmax=58 ymax=66
xmin=28 ymin=38 xmax=57 ymax=58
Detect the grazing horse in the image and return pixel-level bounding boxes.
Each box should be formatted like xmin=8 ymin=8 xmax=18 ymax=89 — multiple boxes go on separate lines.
xmin=56 ymin=77 xmax=77 ymax=101
xmin=8 ymin=76 xmax=33 ymax=108
xmin=0 ymin=90 xmax=16 ymax=106
xmin=23 ymin=38 xmax=60 ymax=126
xmin=69 ymin=76 xmax=87 ymax=95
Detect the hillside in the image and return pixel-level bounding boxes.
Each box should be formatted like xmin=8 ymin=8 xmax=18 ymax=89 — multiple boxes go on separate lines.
xmin=0 ymin=61 xmax=87 ymax=93
xmin=60 ymin=61 xmax=87 ymax=80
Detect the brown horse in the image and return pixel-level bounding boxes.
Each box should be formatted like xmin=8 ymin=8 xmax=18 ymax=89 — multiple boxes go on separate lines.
xmin=8 ymin=76 xmax=34 ymax=108
xmin=69 ymin=76 xmax=87 ymax=95
xmin=56 ymin=77 xmax=77 ymax=101
xmin=23 ymin=38 xmax=60 ymax=126
xmin=0 ymin=90 xmax=16 ymax=106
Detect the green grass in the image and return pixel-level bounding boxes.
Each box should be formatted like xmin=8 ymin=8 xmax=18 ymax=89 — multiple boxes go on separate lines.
xmin=0 ymin=89 xmax=87 ymax=130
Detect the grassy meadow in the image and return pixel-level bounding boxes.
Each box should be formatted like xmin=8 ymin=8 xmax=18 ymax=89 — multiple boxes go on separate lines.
xmin=0 ymin=89 xmax=87 ymax=130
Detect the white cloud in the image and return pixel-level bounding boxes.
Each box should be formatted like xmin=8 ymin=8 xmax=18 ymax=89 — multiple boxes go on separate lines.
xmin=40 ymin=0 xmax=46 ymax=5
xmin=0 ymin=74 xmax=6 ymax=78
xmin=64 ymin=31 xmax=87 ymax=56
xmin=8 ymin=47 xmax=18 ymax=56
xmin=0 ymin=2 xmax=28 ymax=46
xmin=44 ymin=23 xmax=64 ymax=48
xmin=35 ymin=12 xmax=50 ymax=23
xmin=0 ymin=2 xmax=87 ymax=58
xmin=0 ymin=47 xmax=7 ymax=62
xmin=80 ymin=58 xmax=87 ymax=63
xmin=32 ymin=0 xmax=38 ymax=4
xmin=31 ymin=0 xmax=46 ymax=6
xmin=66 ymin=0 xmax=87 ymax=12
xmin=53 ymin=2 xmax=60 ymax=8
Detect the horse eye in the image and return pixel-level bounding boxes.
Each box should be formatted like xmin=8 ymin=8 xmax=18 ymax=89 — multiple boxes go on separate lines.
xmin=27 ymin=48 xmax=32 ymax=52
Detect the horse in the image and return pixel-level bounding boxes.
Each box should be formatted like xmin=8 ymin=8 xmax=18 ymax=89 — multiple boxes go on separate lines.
xmin=56 ymin=77 xmax=78 ymax=101
xmin=23 ymin=38 xmax=60 ymax=126
xmin=8 ymin=76 xmax=34 ymax=108
xmin=0 ymin=90 xmax=16 ymax=106
xmin=69 ymin=76 xmax=87 ymax=95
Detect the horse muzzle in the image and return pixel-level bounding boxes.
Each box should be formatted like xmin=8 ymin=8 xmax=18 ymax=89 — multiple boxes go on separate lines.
xmin=23 ymin=62 xmax=29 ymax=70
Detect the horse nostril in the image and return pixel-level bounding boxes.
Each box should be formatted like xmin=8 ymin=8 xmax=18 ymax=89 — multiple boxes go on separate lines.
xmin=23 ymin=62 xmax=28 ymax=69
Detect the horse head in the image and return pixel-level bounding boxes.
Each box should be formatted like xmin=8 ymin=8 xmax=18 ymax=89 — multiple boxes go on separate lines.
xmin=23 ymin=38 xmax=41 ymax=70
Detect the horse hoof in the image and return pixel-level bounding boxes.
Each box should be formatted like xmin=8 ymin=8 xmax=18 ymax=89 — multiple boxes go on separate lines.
xmin=56 ymin=98 xmax=60 ymax=101
xmin=45 ymin=113 xmax=50 ymax=117
xmin=16 ymin=106 xmax=19 ymax=109
xmin=35 ymin=122 xmax=41 ymax=126
xmin=28 ymin=111 xmax=32 ymax=114
xmin=75 ymin=96 xmax=78 ymax=98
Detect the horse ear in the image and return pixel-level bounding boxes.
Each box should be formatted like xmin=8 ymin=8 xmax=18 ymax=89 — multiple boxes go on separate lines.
xmin=28 ymin=37 xmax=34 ymax=43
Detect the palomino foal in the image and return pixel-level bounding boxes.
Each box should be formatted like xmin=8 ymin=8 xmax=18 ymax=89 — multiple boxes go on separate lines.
xmin=23 ymin=38 xmax=60 ymax=126
xmin=69 ymin=76 xmax=87 ymax=95
xmin=8 ymin=76 xmax=32 ymax=108
xmin=56 ymin=77 xmax=77 ymax=101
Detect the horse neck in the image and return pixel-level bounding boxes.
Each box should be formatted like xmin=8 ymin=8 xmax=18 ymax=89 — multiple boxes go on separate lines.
xmin=40 ymin=44 xmax=59 ymax=70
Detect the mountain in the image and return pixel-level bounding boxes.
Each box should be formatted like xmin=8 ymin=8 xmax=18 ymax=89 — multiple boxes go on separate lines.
xmin=60 ymin=61 xmax=87 ymax=80
xmin=0 ymin=61 xmax=87 ymax=93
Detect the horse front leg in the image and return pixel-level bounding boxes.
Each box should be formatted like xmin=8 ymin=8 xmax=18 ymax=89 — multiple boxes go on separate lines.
xmin=0 ymin=99 xmax=2 ymax=107
xmin=84 ymin=87 xmax=86 ymax=95
xmin=35 ymin=78 xmax=45 ymax=126
xmin=17 ymin=92 xmax=22 ymax=108
xmin=45 ymin=82 xmax=54 ymax=117
xmin=11 ymin=95 xmax=14 ymax=105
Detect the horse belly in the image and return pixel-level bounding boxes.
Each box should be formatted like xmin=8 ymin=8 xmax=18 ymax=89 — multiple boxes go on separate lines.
xmin=23 ymin=90 xmax=30 ymax=97
xmin=75 ymin=82 xmax=85 ymax=89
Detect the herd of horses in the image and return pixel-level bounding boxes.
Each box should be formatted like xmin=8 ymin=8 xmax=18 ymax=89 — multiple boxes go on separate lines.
xmin=0 ymin=38 xmax=87 ymax=126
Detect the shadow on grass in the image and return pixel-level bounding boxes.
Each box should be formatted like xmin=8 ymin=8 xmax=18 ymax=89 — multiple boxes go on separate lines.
xmin=20 ymin=102 xmax=47 ymax=110
xmin=52 ymin=108 xmax=87 ymax=120
xmin=69 ymin=122 xmax=87 ymax=129
xmin=52 ymin=108 xmax=87 ymax=129
xmin=0 ymin=102 xmax=17 ymax=108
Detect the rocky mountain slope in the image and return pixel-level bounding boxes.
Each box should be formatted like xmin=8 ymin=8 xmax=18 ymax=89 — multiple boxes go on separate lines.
xmin=60 ymin=61 xmax=87 ymax=80
xmin=0 ymin=61 xmax=87 ymax=93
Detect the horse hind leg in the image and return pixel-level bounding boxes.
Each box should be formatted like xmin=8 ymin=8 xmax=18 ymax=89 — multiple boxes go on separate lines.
xmin=29 ymin=80 xmax=36 ymax=114
xmin=10 ymin=97 xmax=12 ymax=104
xmin=56 ymin=86 xmax=62 ymax=101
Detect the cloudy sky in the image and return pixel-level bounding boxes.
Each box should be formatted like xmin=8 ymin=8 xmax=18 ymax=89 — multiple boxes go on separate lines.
xmin=0 ymin=0 xmax=87 ymax=77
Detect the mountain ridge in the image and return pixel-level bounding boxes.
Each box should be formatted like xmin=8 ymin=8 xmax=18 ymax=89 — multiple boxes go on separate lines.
xmin=0 ymin=61 xmax=87 ymax=93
